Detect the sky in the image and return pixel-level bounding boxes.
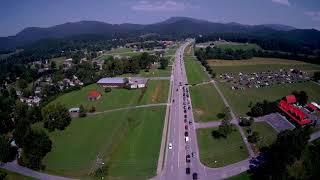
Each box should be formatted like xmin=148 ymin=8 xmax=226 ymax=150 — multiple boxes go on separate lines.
xmin=0 ymin=0 xmax=320 ymax=37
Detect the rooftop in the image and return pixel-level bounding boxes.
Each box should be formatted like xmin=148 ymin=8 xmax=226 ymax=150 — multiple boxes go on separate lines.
xmin=97 ymin=77 xmax=125 ymax=84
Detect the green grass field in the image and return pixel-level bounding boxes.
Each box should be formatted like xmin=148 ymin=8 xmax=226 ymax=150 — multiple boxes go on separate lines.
xmin=51 ymin=56 xmax=66 ymax=66
xmin=0 ymin=169 xmax=34 ymax=180
xmin=217 ymin=81 xmax=320 ymax=116
xmin=244 ymin=122 xmax=278 ymax=149
xmin=185 ymin=56 xmax=210 ymax=85
xmin=42 ymin=106 xmax=166 ymax=178
xmin=215 ymin=42 xmax=261 ymax=51
xmin=228 ymin=172 xmax=250 ymax=180
xmin=121 ymin=67 xmax=171 ymax=78
xmin=47 ymin=80 xmax=169 ymax=112
xmin=208 ymin=57 xmax=320 ymax=75
xmin=190 ymin=84 xmax=226 ymax=122
xmin=197 ymin=126 xmax=249 ymax=168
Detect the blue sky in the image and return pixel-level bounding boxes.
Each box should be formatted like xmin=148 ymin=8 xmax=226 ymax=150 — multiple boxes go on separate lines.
xmin=0 ymin=0 xmax=320 ymax=37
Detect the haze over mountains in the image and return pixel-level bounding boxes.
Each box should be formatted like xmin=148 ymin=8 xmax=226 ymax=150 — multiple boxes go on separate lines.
xmin=0 ymin=17 xmax=318 ymax=49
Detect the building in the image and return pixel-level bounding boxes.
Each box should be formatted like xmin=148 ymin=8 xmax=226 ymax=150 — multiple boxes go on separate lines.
xmin=87 ymin=90 xmax=101 ymax=101
xmin=97 ymin=77 xmax=126 ymax=88
xmin=97 ymin=77 xmax=148 ymax=89
xmin=278 ymin=95 xmax=312 ymax=126
xmin=128 ymin=77 xmax=148 ymax=89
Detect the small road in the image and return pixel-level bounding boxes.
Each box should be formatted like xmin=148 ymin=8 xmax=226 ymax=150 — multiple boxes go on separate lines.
xmin=1 ymin=161 xmax=76 ymax=180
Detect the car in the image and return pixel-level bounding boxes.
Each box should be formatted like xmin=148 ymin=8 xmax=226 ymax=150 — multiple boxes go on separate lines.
xmin=184 ymin=110 xmax=187 ymax=113
xmin=185 ymin=131 xmax=188 ymax=137
xmin=188 ymin=107 xmax=191 ymax=110
xmin=186 ymin=154 xmax=191 ymax=163
xmin=191 ymin=152 xmax=195 ymax=157
xmin=185 ymin=137 xmax=189 ymax=142
xmin=186 ymin=167 xmax=190 ymax=174
xmin=192 ymin=173 xmax=198 ymax=179
xmin=172 ymin=99 xmax=175 ymax=103
xmin=185 ymin=125 xmax=188 ymax=130
xmin=168 ymin=143 xmax=173 ymax=149
xmin=189 ymin=121 xmax=192 ymax=125
xmin=184 ymin=115 xmax=187 ymax=118
xmin=176 ymin=88 xmax=178 ymax=91
xmin=184 ymin=118 xmax=187 ymax=123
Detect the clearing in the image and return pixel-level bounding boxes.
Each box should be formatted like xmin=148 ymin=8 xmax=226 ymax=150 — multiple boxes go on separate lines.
xmin=214 ymin=41 xmax=261 ymax=51
xmin=197 ymin=126 xmax=249 ymax=168
xmin=185 ymin=56 xmax=210 ymax=85
xmin=41 ymin=106 xmax=166 ymax=179
xmin=243 ymin=122 xmax=278 ymax=149
xmin=208 ymin=57 xmax=320 ymax=75
xmin=217 ymin=81 xmax=320 ymax=117
xmin=47 ymin=80 xmax=169 ymax=112
xmin=190 ymin=84 xmax=225 ymax=122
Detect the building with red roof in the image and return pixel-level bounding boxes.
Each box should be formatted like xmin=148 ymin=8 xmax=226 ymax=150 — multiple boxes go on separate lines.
xmin=88 ymin=90 xmax=101 ymax=101
xmin=278 ymin=94 xmax=312 ymax=126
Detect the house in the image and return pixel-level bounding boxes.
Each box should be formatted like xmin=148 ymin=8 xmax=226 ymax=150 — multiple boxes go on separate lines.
xmin=87 ymin=90 xmax=101 ymax=101
xmin=97 ymin=77 xmax=126 ymax=88
xmin=128 ymin=77 xmax=148 ymax=89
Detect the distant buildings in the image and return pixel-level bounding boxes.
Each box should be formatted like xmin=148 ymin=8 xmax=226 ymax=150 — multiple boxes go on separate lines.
xmin=97 ymin=77 xmax=148 ymax=89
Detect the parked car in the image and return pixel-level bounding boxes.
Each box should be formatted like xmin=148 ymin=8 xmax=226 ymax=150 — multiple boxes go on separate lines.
xmin=168 ymin=143 xmax=173 ymax=149
xmin=185 ymin=131 xmax=188 ymax=137
xmin=185 ymin=125 xmax=188 ymax=130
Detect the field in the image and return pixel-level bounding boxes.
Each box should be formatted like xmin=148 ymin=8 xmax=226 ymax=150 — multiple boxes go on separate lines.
xmin=243 ymin=122 xmax=278 ymax=149
xmin=185 ymin=56 xmax=210 ymax=85
xmin=42 ymin=106 xmax=166 ymax=178
xmin=190 ymin=84 xmax=226 ymax=122
xmin=0 ymin=169 xmax=34 ymax=180
xmin=228 ymin=172 xmax=250 ymax=180
xmin=197 ymin=126 xmax=249 ymax=168
xmin=122 ymin=67 xmax=171 ymax=78
xmin=51 ymin=56 xmax=66 ymax=66
xmin=214 ymin=41 xmax=261 ymax=51
xmin=47 ymin=80 xmax=169 ymax=112
xmin=217 ymin=81 xmax=320 ymax=116
xmin=208 ymin=57 xmax=320 ymax=75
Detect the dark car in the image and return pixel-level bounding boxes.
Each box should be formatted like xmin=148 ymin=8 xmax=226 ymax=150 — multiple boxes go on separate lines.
xmin=188 ymin=107 xmax=191 ymax=110
xmin=186 ymin=167 xmax=190 ymax=174
xmin=186 ymin=155 xmax=191 ymax=163
xmin=184 ymin=110 xmax=187 ymax=113
xmin=176 ymin=88 xmax=178 ymax=91
xmin=184 ymin=115 xmax=187 ymax=118
xmin=189 ymin=121 xmax=192 ymax=125
xmin=185 ymin=125 xmax=188 ymax=130
xmin=184 ymin=118 xmax=187 ymax=123
xmin=192 ymin=173 xmax=198 ymax=179
xmin=184 ymin=131 xmax=188 ymax=136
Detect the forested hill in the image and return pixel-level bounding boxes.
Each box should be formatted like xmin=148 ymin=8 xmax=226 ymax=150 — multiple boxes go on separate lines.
xmin=1 ymin=17 xmax=319 ymax=50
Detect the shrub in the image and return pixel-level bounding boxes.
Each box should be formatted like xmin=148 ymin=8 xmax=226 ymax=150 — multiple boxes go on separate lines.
xmin=104 ymin=87 xmax=112 ymax=93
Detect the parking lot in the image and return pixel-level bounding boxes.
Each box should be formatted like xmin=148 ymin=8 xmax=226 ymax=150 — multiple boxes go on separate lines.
xmin=257 ymin=113 xmax=295 ymax=132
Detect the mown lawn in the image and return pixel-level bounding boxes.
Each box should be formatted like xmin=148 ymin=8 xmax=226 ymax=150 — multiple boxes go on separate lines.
xmin=185 ymin=56 xmax=210 ymax=85
xmin=0 ymin=169 xmax=34 ymax=180
xmin=42 ymin=106 xmax=166 ymax=178
xmin=215 ymin=42 xmax=261 ymax=51
xmin=218 ymin=81 xmax=320 ymax=117
xmin=47 ymin=80 xmax=169 ymax=112
xmin=190 ymin=84 xmax=225 ymax=122
xmin=209 ymin=57 xmax=320 ymax=75
xmin=138 ymin=67 xmax=171 ymax=77
xmin=228 ymin=172 xmax=250 ymax=180
xmin=243 ymin=122 xmax=278 ymax=149
xmin=197 ymin=126 xmax=248 ymax=168
xmin=107 ymin=107 xmax=166 ymax=180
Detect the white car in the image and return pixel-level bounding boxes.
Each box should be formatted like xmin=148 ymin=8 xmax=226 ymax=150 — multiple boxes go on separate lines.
xmin=169 ymin=143 xmax=173 ymax=149
xmin=185 ymin=137 xmax=189 ymax=142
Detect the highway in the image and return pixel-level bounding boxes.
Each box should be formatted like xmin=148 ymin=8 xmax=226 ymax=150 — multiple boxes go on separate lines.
xmin=158 ymin=40 xmax=203 ymax=180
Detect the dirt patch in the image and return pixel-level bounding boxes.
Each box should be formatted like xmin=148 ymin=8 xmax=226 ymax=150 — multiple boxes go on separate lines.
xmin=194 ymin=108 xmax=204 ymax=116
xmin=151 ymin=83 xmax=162 ymax=103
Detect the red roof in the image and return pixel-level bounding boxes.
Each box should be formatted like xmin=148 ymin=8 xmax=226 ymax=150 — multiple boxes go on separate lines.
xmin=88 ymin=90 xmax=101 ymax=98
xmin=307 ymin=103 xmax=317 ymax=110
xmin=286 ymin=95 xmax=296 ymax=104
xmin=278 ymin=99 xmax=312 ymax=126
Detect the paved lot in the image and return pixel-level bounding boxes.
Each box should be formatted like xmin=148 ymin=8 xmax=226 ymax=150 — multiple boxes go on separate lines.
xmin=258 ymin=113 xmax=295 ymax=132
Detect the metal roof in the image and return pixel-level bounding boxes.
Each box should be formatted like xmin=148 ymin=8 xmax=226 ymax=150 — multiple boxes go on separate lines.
xmin=97 ymin=77 xmax=125 ymax=84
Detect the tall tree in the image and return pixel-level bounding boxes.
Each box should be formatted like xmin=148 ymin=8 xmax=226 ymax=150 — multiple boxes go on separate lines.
xmin=42 ymin=103 xmax=71 ymax=131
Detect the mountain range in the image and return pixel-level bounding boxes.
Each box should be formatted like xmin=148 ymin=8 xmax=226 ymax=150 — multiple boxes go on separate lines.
xmin=0 ymin=17 xmax=318 ymax=49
